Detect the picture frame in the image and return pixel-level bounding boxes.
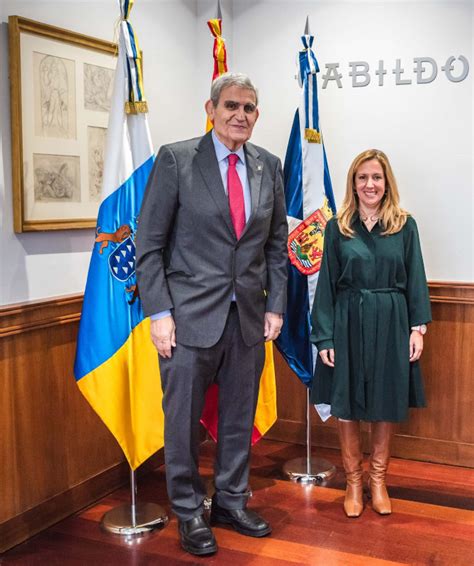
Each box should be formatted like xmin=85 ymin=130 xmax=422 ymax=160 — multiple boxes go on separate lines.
xmin=8 ymin=16 xmax=117 ymax=232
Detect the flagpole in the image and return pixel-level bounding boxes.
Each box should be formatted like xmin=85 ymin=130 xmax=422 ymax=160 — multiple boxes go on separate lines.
xmin=306 ymin=389 xmax=312 ymax=475
xmin=101 ymin=466 xmax=168 ymax=535
xmin=130 ymin=469 xmax=137 ymax=527
xmin=283 ymin=388 xmax=336 ymax=483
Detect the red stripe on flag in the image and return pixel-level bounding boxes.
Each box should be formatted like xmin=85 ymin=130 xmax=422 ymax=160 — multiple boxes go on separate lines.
xmin=200 ymin=383 xmax=219 ymax=442
xmin=200 ymin=383 xmax=263 ymax=446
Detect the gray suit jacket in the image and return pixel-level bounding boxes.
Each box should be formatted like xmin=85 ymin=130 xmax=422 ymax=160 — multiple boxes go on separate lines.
xmin=136 ymin=131 xmax=288 ymax=348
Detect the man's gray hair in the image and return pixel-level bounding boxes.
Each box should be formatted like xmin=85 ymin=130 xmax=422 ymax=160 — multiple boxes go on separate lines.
xmin=210 ymin=72 xmax=259 ymax=107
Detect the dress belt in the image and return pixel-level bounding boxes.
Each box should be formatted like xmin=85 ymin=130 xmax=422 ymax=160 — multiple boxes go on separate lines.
xmin=339 ymin=287 xmax=404 ymax=410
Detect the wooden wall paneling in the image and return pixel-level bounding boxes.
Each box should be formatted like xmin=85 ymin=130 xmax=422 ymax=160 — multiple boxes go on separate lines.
xmin=270 ymin=350 xmax=307 ymax=442
xmin=1 ymin=282 xmax=472 ymax=552
xmin=397 ymin=283 xmax=474 ymax=464
xmin=1 ymin=339 xmax=21 ymax=522
xmin=268 ymin=282 xmax=474 ymax=468
xmin=408 ymin=309 xmax=473 ymax=445
xmin=0 ymin=295 xmax=164 ymax=553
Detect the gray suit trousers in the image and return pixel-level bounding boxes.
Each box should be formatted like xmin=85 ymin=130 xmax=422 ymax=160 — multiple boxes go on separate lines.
xmin=158 ymin=304 xmax=265 ymax=521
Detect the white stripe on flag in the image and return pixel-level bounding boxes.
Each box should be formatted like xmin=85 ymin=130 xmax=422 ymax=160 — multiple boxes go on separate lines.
xmin=101 ymin=28 xmax=152 ymax=200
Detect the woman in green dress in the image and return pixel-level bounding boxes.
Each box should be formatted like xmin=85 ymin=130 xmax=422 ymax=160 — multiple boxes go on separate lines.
xmin=310 ymin=149 xmax=431 ymax=518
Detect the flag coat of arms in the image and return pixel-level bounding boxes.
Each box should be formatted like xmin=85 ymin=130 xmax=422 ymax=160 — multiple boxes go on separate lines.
xmin=276 ymin=32 xmax=336 ymax=400
xmin=74 ymin=2 xmax=163 ymax=470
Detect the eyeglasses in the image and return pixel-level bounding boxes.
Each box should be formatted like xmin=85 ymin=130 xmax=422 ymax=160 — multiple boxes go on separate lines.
xmin=223 ymin=100 xmax=257 ymax=114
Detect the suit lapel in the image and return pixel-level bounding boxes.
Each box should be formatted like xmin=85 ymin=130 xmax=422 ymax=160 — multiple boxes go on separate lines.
xmin=196 ymin=132 xmax=235 ymax=238
xmin=241 ymin=143 xmax=263 ymax=238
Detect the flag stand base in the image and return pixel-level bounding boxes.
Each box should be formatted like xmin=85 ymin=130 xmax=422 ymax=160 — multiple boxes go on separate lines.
xmin=283 ymin=389 xmax=336 ymax=484
xmin=283 ymin=456 xmax=336 ymax=484
xmin=101 ymin=502 xmax=168 ymax=535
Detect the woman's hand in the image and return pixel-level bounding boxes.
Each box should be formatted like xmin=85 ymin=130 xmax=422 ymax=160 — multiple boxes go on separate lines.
xmin=409 ymin=330 xmax=423 ymax=362
xmin=319 ymin=348 xmax=335 ymax=367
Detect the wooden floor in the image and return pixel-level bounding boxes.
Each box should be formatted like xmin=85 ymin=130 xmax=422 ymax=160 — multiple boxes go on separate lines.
xmin=2 ymin=439 xmax=474 ymax=565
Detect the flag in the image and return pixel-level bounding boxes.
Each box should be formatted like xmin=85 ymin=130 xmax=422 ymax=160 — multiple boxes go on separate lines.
xmin=200 ymin=9 xmax=277 ymax=443
xmin=205 ymin=14 xmax=227 ymax=132
xmin=275 ymin=31 xmax=336 ymax=401
xmin=74 ymin=1 xmax=163 ymax=470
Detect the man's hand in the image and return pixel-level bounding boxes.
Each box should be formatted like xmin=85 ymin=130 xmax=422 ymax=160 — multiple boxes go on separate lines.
xmin=150 ymin=316 xmax=176 ymax=358
xmin=409 ymin=330 xmax=423 ymax=362
xmin=319 ymin=349 xmax=335 ymax=367
xmin=264 ymin=312 xmax=283 ymax=342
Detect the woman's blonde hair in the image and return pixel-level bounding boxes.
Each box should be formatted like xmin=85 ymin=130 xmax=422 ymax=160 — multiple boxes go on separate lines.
xmin=337 ymin=149 xmax=408 ymax=237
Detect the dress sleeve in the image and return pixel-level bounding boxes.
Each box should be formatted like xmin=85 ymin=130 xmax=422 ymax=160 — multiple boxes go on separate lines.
xmin=404 ymin=217 xmax=432 ymax=326
xmin=310 ymin=217 xmax=340 ymax=350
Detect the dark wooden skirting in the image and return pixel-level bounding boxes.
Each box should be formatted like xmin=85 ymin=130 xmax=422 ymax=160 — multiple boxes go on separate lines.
xmin=428 ymin=281 xmax=474 ymax=305
xmin=0 ymin=294 xmax=83 ymax=337
xmin=269 ymin=418 xmax=474 ymax=467
xmin=0 ymin=451 xmax=165 ymax=555
xmin=0 ymin=462 xmax=130 ymax=555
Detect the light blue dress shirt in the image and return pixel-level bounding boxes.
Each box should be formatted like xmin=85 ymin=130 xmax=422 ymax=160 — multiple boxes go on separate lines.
xmin=151 ymin=130 xmax=251 ymax=321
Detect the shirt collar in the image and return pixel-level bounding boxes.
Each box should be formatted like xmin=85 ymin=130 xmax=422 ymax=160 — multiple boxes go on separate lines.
xmin=211 ymin=129 xmax=246 ymax=165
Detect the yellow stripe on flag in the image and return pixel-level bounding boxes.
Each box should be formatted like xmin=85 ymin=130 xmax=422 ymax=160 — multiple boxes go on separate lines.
xmin=254 ymin=342 xmax=278 ymax=436
xmin=78 ymin=318 xmax=163 ymax=470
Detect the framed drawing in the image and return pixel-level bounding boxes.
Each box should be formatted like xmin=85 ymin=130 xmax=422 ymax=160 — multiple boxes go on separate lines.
xmin=9 ymin=16 xmax=117 ymax=232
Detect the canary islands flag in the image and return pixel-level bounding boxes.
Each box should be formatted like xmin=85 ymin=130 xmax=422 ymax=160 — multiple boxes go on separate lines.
xmin=74 ymin=2 xmax=163 ymax=470
xmin=276 ymin=32 xmax=336 ymax=401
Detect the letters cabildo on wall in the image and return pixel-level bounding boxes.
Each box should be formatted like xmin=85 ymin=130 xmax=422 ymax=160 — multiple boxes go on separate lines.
xmin=8 ymin=16 xmax=117 ymax=232
xmin=321 ymin=56 xmax=470 ymax=88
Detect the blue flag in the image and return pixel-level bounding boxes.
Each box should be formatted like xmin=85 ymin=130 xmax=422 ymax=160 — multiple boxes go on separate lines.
xmin=276 ymin=33 xmax=336 ymax=392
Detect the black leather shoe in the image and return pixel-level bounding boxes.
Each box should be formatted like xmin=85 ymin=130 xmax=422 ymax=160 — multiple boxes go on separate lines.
xmin=210 ymin=500 xmax=272 ymax=537
xmin=178 ymin=515 xmax=217 ymax=556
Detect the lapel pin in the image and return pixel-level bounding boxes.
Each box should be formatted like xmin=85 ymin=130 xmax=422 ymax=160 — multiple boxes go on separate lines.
xmin=257 ymin=164 xmax=263 ymax=172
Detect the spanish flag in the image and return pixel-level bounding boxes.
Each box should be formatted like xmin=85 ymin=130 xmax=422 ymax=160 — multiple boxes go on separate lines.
xmin=200 ymin=8 xmax=277 ymax=443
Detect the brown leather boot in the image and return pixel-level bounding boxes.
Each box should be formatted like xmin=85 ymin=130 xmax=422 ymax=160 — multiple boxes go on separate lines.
xmin=337 ymin=419 xmax=364 ymax=518
xmin=369 ymin=421 xmax=393 ymax=515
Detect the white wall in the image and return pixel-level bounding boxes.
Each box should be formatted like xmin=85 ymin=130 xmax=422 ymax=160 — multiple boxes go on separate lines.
xmin=0 ymin=0 xmax=202 ymax=305
xmin=1 ymin=0 xmax=472 ymax=305
xmin=232 ymin=0 xmax=473 ymax=281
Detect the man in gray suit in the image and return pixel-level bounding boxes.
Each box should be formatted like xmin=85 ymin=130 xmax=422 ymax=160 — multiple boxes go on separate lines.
xmin=136 ymin=73 xmax=287 ymax=556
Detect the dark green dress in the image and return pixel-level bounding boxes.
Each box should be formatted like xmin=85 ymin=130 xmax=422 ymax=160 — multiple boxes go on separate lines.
xmin=310 ymin=215 xmax=431 ymax=422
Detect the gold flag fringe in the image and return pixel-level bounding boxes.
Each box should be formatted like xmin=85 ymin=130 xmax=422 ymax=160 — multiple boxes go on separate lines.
xmin=304 ymin=128 xmax=321 ymax=143
xmin=125 ymin=100 xmax=149 ymax=114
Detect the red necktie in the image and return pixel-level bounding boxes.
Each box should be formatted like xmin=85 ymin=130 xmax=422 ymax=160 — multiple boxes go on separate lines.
xmin=227 ymin=153 xmax=246 ymax=239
